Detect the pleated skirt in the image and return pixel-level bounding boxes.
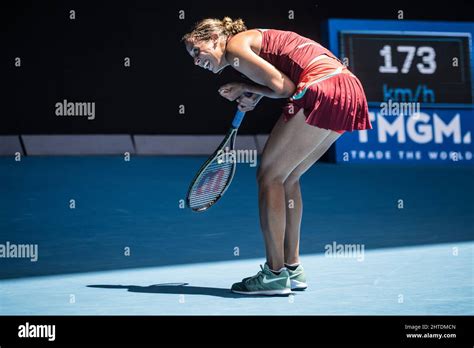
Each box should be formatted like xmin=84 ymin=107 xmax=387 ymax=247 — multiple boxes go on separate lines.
xmin=282 ymin=68 xmax=372 ymax=133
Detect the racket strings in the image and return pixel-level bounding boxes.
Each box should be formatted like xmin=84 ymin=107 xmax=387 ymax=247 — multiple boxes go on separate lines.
xmin=188 ymin=158 xmax=235 ymax=209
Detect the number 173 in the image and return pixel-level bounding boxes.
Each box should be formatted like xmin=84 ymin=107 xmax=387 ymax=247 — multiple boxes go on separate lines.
xmin=379 ymin=45 xmax=436 ymax=74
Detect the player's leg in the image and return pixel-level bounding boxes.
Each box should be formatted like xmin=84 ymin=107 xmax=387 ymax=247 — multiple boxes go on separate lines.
xmin=282 ymin=131 xmax=342 ymax=290
xmin=283 ymin=130 xmax=342 ymax=265
xmin=256 ymin=110 xmax=331 ymax=271
xmin=231 ymin=110 xmax=331 ymax=295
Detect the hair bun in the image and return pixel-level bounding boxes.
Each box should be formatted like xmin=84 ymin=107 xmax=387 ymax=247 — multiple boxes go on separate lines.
xmin=222 ymin=17 xmax=247 ymax=36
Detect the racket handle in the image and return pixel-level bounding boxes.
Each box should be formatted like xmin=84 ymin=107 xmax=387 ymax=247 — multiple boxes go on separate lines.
xmin=232 ymin=109 xmax=246 ymax=129
xmin=231 ymin=92 xmax=251 ymax=128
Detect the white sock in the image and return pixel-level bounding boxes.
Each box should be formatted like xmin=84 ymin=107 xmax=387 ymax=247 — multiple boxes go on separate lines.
xmin=285 ymin=262 xmax=300 ymax=267
xmin=271 ymin=267 xmax=287 ymax=274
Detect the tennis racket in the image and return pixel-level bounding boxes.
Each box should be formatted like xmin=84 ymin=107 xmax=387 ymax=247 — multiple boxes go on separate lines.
xmin=186 ymin=106 xmax=248 ymax=212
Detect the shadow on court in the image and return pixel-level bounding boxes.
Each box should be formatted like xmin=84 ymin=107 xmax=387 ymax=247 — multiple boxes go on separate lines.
xmin=87 ymin=283 xmax=290 ymax=298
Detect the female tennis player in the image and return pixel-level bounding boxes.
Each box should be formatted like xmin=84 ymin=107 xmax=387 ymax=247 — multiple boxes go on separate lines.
xmin=183 ymin=17 xmax=372 ymax=295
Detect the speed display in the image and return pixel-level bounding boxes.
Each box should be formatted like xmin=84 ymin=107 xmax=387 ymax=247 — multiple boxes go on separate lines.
xmin=339 ymin=32 xmax=473 ymax=107
xmin=325 ymin=19 xmax=474 ymax=164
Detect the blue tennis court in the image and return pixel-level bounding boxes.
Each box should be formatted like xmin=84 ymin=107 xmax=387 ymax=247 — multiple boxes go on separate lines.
xmin=1 ymin=157 xmax=472 ymax=315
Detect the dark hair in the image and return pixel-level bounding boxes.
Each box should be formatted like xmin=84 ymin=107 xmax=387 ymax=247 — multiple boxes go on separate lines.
xmin=182 ymin=16 xmax=247 ymax=42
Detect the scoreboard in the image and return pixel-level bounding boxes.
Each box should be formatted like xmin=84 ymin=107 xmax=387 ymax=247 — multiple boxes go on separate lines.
xmin=325 ymin=19 xmax=474 ymax=164
xmin=340 ymin=32 xmax=472 ymax=107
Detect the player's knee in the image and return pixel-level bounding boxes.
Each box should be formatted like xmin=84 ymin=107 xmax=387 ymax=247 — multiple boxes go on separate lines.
xmin=284 ymin=173 xmax=301 ymax=187
xmin=257 ymin=167 xmax=286 ymax=188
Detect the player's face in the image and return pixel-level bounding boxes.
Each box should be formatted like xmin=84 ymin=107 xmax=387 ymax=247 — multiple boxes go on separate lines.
xmin=186 ymin=36 xmax=225 ymax=74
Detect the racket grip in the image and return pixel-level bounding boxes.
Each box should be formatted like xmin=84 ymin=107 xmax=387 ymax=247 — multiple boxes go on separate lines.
xmin=232 ymin=109 xmax=246 ymax=129
xmin=231 ymin=92 xmax=251 ymax=128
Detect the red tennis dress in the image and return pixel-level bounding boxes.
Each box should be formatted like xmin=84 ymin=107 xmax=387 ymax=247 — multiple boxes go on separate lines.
xmin=258 ymin=29 xmax=372 ymax=133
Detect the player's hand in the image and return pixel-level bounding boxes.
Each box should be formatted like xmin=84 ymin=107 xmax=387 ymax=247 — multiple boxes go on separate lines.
xmin=236 ymin=93 xmax=263 ymax=112
xmin=218 ymin=82 xmax=245 ymax=101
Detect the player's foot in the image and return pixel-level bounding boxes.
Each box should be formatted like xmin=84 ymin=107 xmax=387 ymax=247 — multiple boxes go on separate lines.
xmin=231 ymin=263 xmax=291 ymax=296
xmin=286 ymin=263 xmax=307 ymax=291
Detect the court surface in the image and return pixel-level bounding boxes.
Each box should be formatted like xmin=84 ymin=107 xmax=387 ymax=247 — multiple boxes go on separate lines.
xmin=0 ymin=156 xmax=473 ymax=315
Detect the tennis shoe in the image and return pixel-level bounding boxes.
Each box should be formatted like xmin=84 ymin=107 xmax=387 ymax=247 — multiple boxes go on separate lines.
xmin=231 ymin=263 xmax=291 ymax=295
